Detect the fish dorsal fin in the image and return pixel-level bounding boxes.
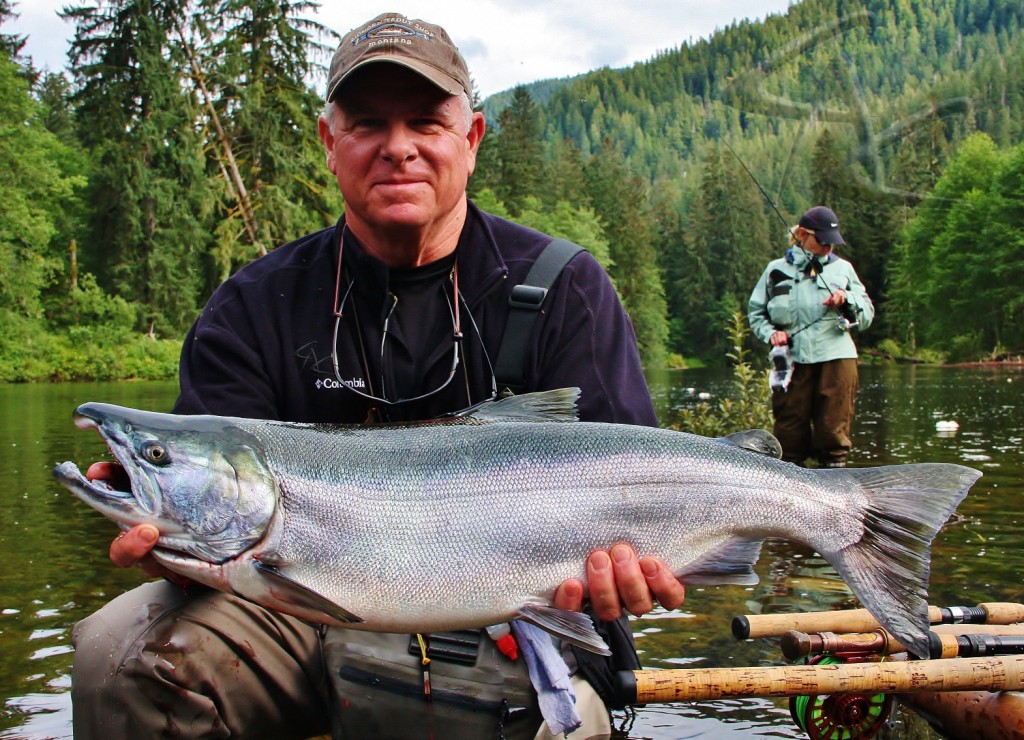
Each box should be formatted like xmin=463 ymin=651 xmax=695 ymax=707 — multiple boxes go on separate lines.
xmin=718 ymin=429 xmax=783 ymax=459
xmin=675 ymin=537 xmax=764 ymax=586
xmin=253 ymin=561 xmax=363 ymax=624
xmin=517 ymin=603 xmax=610 ymax=655
xmin=462 ymin=388 xmax=581 ymax=423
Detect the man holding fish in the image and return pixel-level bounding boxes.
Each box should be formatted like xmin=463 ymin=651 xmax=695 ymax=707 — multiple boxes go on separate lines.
xmin=71 ymin=12 xmax=683 ymax=739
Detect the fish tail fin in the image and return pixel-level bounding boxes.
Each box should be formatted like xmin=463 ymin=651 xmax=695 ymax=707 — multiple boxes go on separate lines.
xmin=821 ymin=464 xmax=981 ymax=658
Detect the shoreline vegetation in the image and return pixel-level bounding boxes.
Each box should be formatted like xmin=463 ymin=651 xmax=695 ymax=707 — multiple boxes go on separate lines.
xmin=4 ymin=4 xmax=1024 ymax=384
xmin=1 ymin=321 xmax=1020 ymax=385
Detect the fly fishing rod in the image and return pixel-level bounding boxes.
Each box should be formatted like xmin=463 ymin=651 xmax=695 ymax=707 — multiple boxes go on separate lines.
xmin=612 ymin=654 xmax=1024 ymax=705
xmin=732 ymin=602 xmax=1024 ymax=641
xmin=721 ymin=139 xmax=794 ymax=235
xmin=722 ymin=138 xmax=858 ymax=332
xmin=781 ymin=625 xmax=1024 ymax=661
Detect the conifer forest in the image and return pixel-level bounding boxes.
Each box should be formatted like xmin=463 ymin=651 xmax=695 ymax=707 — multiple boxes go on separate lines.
xmin=2 ymin=0 xmax=1023 ymax=380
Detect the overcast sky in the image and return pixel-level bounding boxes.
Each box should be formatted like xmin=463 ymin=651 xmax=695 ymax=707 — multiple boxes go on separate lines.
xmin=6 ymin=0 xmax=795 ymax=98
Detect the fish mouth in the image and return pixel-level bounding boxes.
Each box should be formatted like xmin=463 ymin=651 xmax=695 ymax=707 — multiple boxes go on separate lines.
xmin=52 ymin=407 xmax=163 ymax=529
xmin=53 ymin=460 xmax=144 ymax=530
xmin=55 ymin=403 xmax=270 ymax=562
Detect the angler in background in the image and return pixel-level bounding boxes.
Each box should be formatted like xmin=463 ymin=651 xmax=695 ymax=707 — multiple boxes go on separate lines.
xmin=748 ymin=206 xmax=874 ymax=468
xmin=69 ymin=12 xmax=684 ymax=740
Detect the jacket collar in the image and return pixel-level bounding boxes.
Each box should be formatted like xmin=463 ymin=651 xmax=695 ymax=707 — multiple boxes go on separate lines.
xmin=786 ymin=247 xmax=838 ymax=271
xmin=334 ymin=200 xmax=509 ymax=310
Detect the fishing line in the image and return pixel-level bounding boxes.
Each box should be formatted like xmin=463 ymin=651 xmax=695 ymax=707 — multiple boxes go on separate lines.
xmin=721 ymin=139 xmax=853 ymax=334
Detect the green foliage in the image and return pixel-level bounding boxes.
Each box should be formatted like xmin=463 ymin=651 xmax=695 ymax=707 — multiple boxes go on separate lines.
xmin=0 ymin=51 xmax=79 ymax=320
xmin=669 ymin=312 xmax=774 ymax=437
xmin=514 ymin=197 xmax=613 ymax=272
xmin=583 ymin=141 xmax=669 ymax=368
xmin=889 ymin=133 xmax=1024 ymax=355
xmin=0 ymin=308 xmax=179 ymax=382
xmin=489 ymin=86 xmax=544 ymax=214
xmin=4 ymin=0 xmax=1024 ymax=383
xmin=59 ymin=274 xmax=137 ymax=331
xmin=672 ymin=147 xmax=774 ymax=361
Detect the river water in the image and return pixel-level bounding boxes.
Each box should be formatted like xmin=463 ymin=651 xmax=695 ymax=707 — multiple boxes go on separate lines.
xmin=0 ymin=365 xmax=1020 ymax=739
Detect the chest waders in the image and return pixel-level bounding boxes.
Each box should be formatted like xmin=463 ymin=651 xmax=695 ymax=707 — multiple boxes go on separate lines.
xmin=326 ymin=238 xmax=628 ymax=739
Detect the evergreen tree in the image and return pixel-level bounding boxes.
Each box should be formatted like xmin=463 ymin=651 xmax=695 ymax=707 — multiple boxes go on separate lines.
xmin=0 ymin=0 xmax=24 ymax=57
xmin=583 ymin=141 xmax=668 ymax=367
xmin=194 ymin=0 xmax=341 ymax=284
xmin=492 ymin=86 xmax=543 ymax=215
xmin=65 ymin=0 xmax=211 ymax=335
xmin=677 ymin=147 xmax=773 ymax=361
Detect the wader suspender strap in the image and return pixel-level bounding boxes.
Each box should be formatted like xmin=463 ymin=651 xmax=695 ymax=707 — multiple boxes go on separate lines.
xmin=493 ymin=238 xmax=585 ymax=394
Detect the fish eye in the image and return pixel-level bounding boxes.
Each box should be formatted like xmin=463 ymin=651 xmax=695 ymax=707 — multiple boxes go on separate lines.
xmin=141 ymin=441 xmax=170 ymax=466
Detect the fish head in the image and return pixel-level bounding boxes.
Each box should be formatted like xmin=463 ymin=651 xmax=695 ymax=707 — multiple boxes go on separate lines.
xmin=54 ymin=402 xmax=277 ymax=563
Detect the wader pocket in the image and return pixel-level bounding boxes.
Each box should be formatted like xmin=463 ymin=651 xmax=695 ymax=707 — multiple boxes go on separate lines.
xmin=324 ymin=630 xmax=541 ymax=740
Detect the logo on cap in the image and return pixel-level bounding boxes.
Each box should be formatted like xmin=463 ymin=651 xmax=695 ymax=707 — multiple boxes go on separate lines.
xmin=354 ymin=20 xmax=433 ymax=47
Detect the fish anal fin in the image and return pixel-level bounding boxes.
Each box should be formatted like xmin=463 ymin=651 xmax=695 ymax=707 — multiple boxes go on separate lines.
xmin=517 ymin=603 xmax=610 ymax=656
xmin=253 ymin=560 xmax=363 ymax=624
xmin=676 ymin=537 xmax=763 ymax=586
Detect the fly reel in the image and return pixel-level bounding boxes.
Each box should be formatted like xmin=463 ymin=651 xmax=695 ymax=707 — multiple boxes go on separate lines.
xmin=788 ymin=656 xmax=894 ymax=739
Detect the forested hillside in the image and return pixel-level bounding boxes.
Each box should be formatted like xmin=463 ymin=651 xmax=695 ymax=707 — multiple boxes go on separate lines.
xmin=1 ymin=0 xmax=1022 ymax=381
xmin=472 ymin=0 xmax=1024 ymax=364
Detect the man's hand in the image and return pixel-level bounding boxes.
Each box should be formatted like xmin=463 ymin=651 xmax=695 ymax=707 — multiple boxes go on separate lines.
xmin=552 ymin=544 xmax=685 ymax=621
xmin=109 ymin=523 xmax=159 ymax=567
xmin=87 ymin=462 xmax=193 ymax=587
xmin=109 ymin=524 xmax=195 ymax=587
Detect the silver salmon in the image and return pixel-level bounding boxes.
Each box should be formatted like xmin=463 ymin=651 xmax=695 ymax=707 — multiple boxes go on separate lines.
xmin=53 ymin=389 xmax=980 ymax=658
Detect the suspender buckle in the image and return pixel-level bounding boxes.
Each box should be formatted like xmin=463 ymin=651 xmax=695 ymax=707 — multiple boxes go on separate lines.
xmin=508 ymin=284 xmax=547 ymax=309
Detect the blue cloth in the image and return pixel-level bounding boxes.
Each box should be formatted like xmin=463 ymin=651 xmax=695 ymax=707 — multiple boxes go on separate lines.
xmin=512 ymin=621 xmax=581 ymax=736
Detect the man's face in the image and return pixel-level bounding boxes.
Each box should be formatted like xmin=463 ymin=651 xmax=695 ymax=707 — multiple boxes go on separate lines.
xmin=319 ymin=65 xmax=485 ymax=245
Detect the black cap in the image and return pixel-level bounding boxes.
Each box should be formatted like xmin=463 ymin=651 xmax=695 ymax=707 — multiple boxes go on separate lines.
xmin=799 ymin=206 xmax=845 ymax=246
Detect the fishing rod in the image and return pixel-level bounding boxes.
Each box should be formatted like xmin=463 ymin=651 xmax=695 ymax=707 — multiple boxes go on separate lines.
xmin=612 ymin=654 xmax=1024 ymax=704
xmin=721 ymin=138 xmax=858 ymax=334
xmin=781 ymin=625 xmax=1024 ymax=661
xmin=721 ymin=138 xmax=794 ymax=235
xmin=733 ymin=601 xmax=1024 ymax=640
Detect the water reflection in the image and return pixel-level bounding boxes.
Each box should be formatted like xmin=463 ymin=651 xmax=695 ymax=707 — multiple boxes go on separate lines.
xmin=0 ymin=367 xmax=1021 ymax=738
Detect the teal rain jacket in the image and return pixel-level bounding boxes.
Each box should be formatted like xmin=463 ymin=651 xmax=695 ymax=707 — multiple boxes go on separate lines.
xmin=748 ymin=247 xmax=874 ymax=364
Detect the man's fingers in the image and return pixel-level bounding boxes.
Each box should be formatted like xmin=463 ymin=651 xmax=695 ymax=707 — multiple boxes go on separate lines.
xmin=109 ymin=524 xmax=159 ymax=568
xmin=552 ymin=578 xmax=585 ymax=612
xmin=610 ymin=544 xmax=654 ymax=617
xmin=566 ymin=547 xmax=687 ymax=621
xmin=585 ymin=550 xmax=621 ymax=621
xmin=639 ymin=557 xmax=686 ymax=611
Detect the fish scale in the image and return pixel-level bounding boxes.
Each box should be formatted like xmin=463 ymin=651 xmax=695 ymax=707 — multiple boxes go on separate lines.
xmin=53 ymin=389 xmax=981 ymax=658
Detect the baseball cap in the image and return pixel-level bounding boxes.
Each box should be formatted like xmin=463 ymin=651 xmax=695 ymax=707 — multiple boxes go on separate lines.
xmin=326 ymin=13 xmax=472 ymax=102
xmin=799 ymin=206 xmax=845 ymax=246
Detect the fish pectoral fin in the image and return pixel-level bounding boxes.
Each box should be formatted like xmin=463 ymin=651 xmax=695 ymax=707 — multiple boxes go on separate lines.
xmin=516 ymin=603 xmax=610 ymax=656
xmin=253 ymin=561 xmax=363 ymax=624
xmin=676 ymin=537 xmax=763 ymax=586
